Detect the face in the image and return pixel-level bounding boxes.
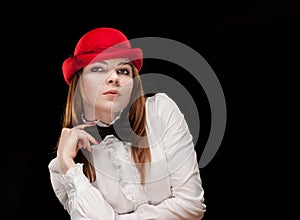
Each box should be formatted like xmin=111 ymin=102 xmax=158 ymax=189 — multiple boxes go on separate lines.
xmin=79 ymin=58 xmax=134 ymax=121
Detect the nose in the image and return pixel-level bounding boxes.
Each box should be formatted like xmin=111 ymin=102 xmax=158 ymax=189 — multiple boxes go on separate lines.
xmin=106 ymin=71 xmax=120 ymax=86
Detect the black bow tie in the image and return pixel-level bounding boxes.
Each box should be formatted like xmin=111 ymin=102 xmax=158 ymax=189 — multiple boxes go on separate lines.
xmin=84 ymin=115 xmax=133 ymax=142
xmin=83 ymin=94 xmax=157 ymax=143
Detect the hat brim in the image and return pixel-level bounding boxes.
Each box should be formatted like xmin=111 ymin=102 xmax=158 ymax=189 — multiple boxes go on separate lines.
xmin=62 ymin=48 xmax=143 ymax=85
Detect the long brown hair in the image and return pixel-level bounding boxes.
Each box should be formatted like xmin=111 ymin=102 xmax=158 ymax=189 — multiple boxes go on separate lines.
xmin=55 ymin=64 xmax=151 ymax=185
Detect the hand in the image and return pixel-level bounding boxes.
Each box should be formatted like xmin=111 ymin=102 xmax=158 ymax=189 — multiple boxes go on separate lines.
xmin=57 ymin=123 xmax=99 ymax=174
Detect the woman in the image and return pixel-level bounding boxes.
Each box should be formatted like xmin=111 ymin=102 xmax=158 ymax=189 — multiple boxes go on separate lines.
xmin=48 ymin=27 xmax=206 ymax=219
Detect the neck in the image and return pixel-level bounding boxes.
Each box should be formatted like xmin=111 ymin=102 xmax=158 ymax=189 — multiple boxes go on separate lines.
xmin=97 ymin=111 xmax=118 ymax=125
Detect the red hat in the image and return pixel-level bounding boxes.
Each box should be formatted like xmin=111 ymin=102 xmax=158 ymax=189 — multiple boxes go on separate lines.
xmin=62 ymin=27 xmax=143 ymax=85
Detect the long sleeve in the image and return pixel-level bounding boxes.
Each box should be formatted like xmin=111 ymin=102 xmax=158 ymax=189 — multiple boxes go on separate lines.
xmin=117 ymin=93 xmax=206 ymax=219
xmin=48 ymin=158 xmax=116 ymax=220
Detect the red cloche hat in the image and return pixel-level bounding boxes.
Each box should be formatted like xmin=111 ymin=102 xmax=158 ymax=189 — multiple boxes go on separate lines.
xmin=62 ymin=27 xmax=143 ymax=85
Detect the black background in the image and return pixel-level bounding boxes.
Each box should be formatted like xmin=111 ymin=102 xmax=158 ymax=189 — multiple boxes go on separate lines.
xmin=1 ymin=1 xmax=299 ymax=219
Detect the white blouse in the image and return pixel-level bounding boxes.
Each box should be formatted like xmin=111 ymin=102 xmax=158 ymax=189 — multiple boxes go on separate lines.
xmin=48 ymin=93 xmax=206 ymax=219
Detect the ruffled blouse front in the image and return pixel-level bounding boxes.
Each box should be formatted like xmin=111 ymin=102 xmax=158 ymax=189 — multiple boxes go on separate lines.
xmin=91 ymin=135 xmax=148 ymax=213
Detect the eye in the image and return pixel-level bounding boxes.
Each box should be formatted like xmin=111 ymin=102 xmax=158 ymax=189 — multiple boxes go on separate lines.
xmin=117 ymin=68 xmax=131 ymax=75
xmin=90 ymin=66 xmax=105 ymax=72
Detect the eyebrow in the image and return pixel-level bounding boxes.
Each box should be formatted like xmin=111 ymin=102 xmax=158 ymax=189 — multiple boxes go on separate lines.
xmin=117 ymin=61 xmax=131 ymax=66
xmin=96 ymin=61 xmax=108 ymax=65
xmin=95 ymin=61 xmax=131 ymax=66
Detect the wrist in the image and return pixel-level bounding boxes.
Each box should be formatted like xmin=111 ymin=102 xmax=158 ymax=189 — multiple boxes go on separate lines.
xmin=57 ymin=155 xmax=75 ymax=174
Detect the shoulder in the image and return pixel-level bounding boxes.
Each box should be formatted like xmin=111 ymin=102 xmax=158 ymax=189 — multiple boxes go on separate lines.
xmin=146 ymin=93 xmax=178 ymax=108
xmin=145 ymin=93 xmax=182 ymax=117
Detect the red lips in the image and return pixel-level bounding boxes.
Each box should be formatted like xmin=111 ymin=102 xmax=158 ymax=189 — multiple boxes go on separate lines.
xmin=103 ymin=89 xmax=119 ymax=95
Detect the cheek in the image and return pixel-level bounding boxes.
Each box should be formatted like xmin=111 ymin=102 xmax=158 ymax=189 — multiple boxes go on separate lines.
xmin=120 ymin=79 xmax=133 ymax=97
xmin=111 ymin=79 xmax=133 ymax=111
xmin=81 ymin=74 xmax=106 ymax=104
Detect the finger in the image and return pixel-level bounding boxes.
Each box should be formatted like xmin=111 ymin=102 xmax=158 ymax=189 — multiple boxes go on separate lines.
xmin=74 ymin=122 xmax=96 ymax=130
xmin=85 ymin=131 xmax=99 ymax=145
xmin=76 ymin=129 xmax=99 ymax=145
xmin=77 ymin=139 xmax=93 ymax=152
xmin=74 ymin=129 xmax=99 ymax=148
